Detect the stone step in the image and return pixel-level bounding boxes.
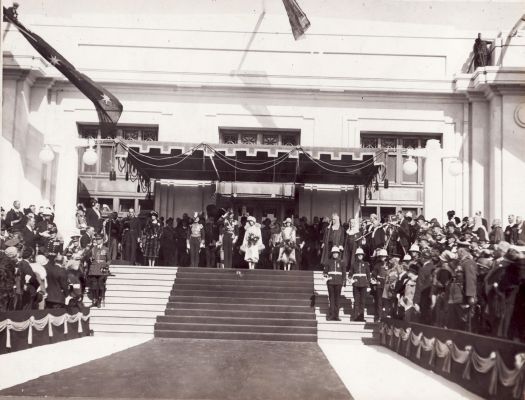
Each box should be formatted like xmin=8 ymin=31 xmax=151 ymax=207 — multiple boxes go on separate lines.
xmin=171 ymin=283 xmax=313 ymax=294
xmin=155 ymin=322 xmax=316 ymax=334
xmin=169 ymin=295 xmax=311 ymax=306
xmin=89 ymin=296 xmax=169 ymax=305
xmin=177 ymin=271 xmax=313 ymax=281
xmin=108 ymin=284 xmax=174 ymax=292
xmin=165 ymin=308 xmax=315 ymax=320
xmin=176 ymin=267 xmax=312 ymax=276
xmin=170 ymin=289 xmax=309 ymax=299
xmin=155 ymin=329 xmax=317 ymax=342
xmin=91 ymin=323 xmax=154 ymax=334
xmin=89 ymin=309 xmax=163 ymax=318
xmin=174 ymin=277 xmax=313 ymax=286
xmin=166 ymin=301 xmax=312 ymax=313
xmin=90 ymin=316 xmax=157 ymax=325
xmin=85 ymin=303 xmax=167 ymax=311
xmin=105 ymin=291 xmax=171 ymax=299
xmin=109 ymin=278 xmax=175 ymax=286
xmin=158 ymin=315 xmax=317 ymax=327
xmin=317 ymin=330 xmax=378 ymax=340
xmin=109 ymin=266 xmax=178 ymax=273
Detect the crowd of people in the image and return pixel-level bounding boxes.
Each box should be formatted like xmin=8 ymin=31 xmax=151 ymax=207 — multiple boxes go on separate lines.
xmin=321 ymin=210 xmax=525 ymax=343
xmin=0 ymin=200 xmax=111 ymax=312
xmin=1 ymin=198 xmax=525 ymax=343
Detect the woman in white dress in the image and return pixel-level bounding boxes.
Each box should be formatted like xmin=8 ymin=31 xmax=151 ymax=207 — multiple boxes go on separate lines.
xmin=278 ymin=218 xmax=296 ymax=271
xmin=241 ymin=216 xmax=264 ymax=269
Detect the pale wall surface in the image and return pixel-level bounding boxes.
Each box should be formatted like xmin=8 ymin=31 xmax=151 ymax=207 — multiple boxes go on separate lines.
xmin=2 ymin=0 xmax=525 ymax=230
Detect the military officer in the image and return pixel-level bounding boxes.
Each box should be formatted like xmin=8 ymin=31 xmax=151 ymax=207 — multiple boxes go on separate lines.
xmin=349 ymin=247 xmax=370 ymax=321
xmin=323 ymin=246 xmax=346 ymax=321
xmin=88 ymin=234 xmax=111 ymax=307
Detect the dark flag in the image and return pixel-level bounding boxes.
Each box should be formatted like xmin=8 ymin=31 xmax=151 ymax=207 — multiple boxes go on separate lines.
xmin=282 ymin=0 xmax=310 ymax=40
xmin=3 ymin=7 xmax=123 ymax=137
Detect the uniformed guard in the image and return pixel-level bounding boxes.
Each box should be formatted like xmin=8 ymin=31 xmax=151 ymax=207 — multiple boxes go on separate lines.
xmin=349 ymin=247 xmax=370 ymax=321
xmin=323 ymin=246 xmax=346 ymax=321
xmin=88 ymin=234 xmax=111 ymax=308
xmin=371 ymin=248 xmax=389 ymax=322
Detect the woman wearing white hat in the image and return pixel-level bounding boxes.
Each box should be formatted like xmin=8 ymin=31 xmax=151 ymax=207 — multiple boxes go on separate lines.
xmin=278 ymin=218 xmax=296 ymax=271
xmin=240 ymin=216 xmax=264 ymax=269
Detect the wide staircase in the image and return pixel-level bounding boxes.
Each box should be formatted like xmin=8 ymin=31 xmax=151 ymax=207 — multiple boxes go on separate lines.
xmin=88 ymin=265 xmax=178 ymax=336
xmin=313 ymin=271 xmax=379 ymax=344
xmin=154 ymin=268 xmax=317 ymax=342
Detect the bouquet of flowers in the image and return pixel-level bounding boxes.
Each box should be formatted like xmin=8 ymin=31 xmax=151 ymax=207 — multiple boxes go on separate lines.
xmin=247 ymin=232 xmax=260 ymax=246
xmin=282 ymin=239 xmax=295 ymax=253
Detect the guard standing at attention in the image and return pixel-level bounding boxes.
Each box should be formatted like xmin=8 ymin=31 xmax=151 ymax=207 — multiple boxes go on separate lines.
xmin=88 ymin=234 xmax=111 ymax=307
xmin=323 ymin=246 xmax=346 ymax=321
xmin=349 ymin=247 xmax=370 ymax=321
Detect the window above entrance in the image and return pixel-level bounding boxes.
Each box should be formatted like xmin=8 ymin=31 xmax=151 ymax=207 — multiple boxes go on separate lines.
xmin=219 ymin=128 xmax=301 ymax=146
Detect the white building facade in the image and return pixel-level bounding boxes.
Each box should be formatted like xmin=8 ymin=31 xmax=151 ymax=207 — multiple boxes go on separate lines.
xmin=2 ymin=0 xmax=525 ymax=235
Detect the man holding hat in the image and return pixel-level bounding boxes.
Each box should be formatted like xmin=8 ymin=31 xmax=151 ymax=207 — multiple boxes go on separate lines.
xmin=349 ymin=247 xmax=370 ymax=321
xmin=323 ymin=246 xmax=347 ymax=321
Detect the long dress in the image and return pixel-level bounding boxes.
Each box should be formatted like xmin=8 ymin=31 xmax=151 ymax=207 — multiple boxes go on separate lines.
xmin=278 ymin=226 xmax=296 ymax=265
xmin=142 ymin=222 xmax=162 ymax=259
xmin=241 ymin=224 xmax=264 ymax=263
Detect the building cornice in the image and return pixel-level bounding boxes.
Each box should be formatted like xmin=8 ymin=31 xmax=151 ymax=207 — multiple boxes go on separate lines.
xmin=454 ymin=67 xmax=525 ymax=101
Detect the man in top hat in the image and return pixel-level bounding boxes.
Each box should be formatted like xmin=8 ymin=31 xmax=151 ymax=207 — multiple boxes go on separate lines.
xmin=349 ymin=247 xmax=370 ymax=321
xmin=323 ymin=246 xmax=347 ymax=321
xmin=87 ymin=234 xmax=110 ymax=307
xmin=398 ymin=211 xmax=413 ymax=255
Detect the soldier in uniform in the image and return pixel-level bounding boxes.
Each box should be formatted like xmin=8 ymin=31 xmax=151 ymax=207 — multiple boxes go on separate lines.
xmin=349 ymin=247 xmax=370 ymax=321
xmin=371 ymin=248 xmax=389 ymax=322
xmin=323 ymin=246 xmax=346 ymax=321
xmin=88 ymin=234 xmax=111 ymax=307
xmin=44 ymin=227 xmax=63 ymax=261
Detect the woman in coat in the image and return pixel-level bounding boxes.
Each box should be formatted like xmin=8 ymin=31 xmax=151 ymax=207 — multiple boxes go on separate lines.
xmin=141 ymin=211 xmax=162 ymax=266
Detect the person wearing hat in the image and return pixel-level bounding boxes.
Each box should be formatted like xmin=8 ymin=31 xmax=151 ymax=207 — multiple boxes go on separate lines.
xmin=187 ymin=212 xmax=204 ymax=268
xmin=104 ymin=211 xmax=122 ymax=261
xmin=160 ymin=217 xmax=176 ymax=266
xmin=241 ymin=216 xmax=264 ymax=270
xmin=398 ymin=211 xmax=413 ymax=255
xmin=408 ymin=243 xmax=421 ymax=261
xmin=17 ymin=247 xmax=39 ymax=310
xmin=489 ymin=219 xmax=503 ymax=244
xmin=87 ymin=233 xmax=110 ymax=307
xmin=278 ymin=218 xmax=296 ymax=271
xmin=396 ymin=262 xmax=420 ymax=322
xmin=323 ymin=246 xmax=347 ymax=321
xmin=220 ymin=210 xmax=238 ymax=269
xmin=447 ymin=247 xmax=478 ymax=331
xmin=141 ymin=211 xmax=162 ymax=267
xmin=35 ymin=208 xmax=57 ymax=252
xmin=260 ymin=218 xmax=273 ymax=269
xmin=413 ymin=248 xmax=437 ymax=325
xmin=203 ymin=216 xmax=219 ymax=268
xmin=66 ymin=251 xmax=87 ymax=313
xmin=0 ymin=247 xmax=18 ymax=311
xmin=371 ymin=248 xmax=389 ymax=322
xmin=320 ymin=214 xmax=345 ymax=269
xmin=85 ymin=199 xmax=102 ymax=233
xmin=44 ymin=226 xmax=63 ymax=261
xmin=349 ymin=247 xmax=370 ymax=321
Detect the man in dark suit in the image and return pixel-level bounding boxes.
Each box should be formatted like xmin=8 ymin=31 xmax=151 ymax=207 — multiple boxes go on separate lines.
xmin=80 ymin=226 xmax=95 ymax=249
xmin=5 ymin=200 xmax=25 ymax=233
xmin=85 ymin=199 xmax=102 ymax=233
xmin=104 ymin=212 xmax=121 ymax=261
xmin=20 ymin=215 xmax=36 ymax=252
xmin=44 ymin=253 xmax=69 ymax=308
xmin=398 ymin=211 xmax=413 ymax=255
xmin=122 ymin=209 xmax=141 ymax=265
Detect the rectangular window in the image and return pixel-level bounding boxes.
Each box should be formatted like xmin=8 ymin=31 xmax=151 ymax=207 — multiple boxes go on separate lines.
xmin=219 ymin=128 xmax=300 ymax=146
xmin=99 ymin=146 xmax=113 ymax=173
xmin=386 ymin=153 xmax=397 ymax=182
xmin=360 ymin=206 xmax=377 ymax=219
xmin=119 ymin=199 xmax=135 ymax=212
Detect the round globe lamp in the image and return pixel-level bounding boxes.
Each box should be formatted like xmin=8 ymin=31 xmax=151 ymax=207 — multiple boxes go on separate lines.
xmin=448 ymin=159 xmax=462 ymax=177
xmin=402 ymin=156 xmax=418 ymax=176
xmin=38 ymin=145 xmax=55 ymax=163
xmin=83 ymin=147 xmax=98 ymax=166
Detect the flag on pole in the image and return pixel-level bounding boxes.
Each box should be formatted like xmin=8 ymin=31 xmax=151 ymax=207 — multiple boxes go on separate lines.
xmin=282 ymin=0 xmax=310 ymax=40
xmin=3 ymin=7 xmax=123 ymax=137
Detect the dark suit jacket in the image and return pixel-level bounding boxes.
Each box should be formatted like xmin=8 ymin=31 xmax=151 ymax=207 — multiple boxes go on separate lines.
xmin=44 ymin=262 xmax=69 ymax=304
xmin=399 ymin=219 xmax=412 ymax=251
xmin=5 ymin=209 xmax=25 ymax=231
xmin=80 ymin=233 xmax=93 ymax=249
xmin=85 ymin=208 xmax=102 ymax=232
xmin=20 ymin=226 xmax=36 ymax=250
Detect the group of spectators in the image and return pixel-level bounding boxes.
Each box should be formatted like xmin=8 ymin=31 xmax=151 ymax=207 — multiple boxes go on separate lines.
xmin=0 ymin=200 xmax=109 ymax=312
xmin=324 ymin=210 xmax=525 ymax=342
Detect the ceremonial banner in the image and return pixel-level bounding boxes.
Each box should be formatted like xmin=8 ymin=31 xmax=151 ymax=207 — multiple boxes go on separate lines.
xmin=3 ymin=7 xmax=123 ymax=137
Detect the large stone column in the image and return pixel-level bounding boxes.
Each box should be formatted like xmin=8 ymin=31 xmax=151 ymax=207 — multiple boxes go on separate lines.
xmin=423 ymin=139 xmax=443 ymax=219
xmin=53 ymin=143 xmax=79 ymax=239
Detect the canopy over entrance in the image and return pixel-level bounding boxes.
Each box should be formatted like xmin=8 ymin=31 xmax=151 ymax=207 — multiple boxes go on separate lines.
xmin=115 ymin=140 xmax=385 ymax=194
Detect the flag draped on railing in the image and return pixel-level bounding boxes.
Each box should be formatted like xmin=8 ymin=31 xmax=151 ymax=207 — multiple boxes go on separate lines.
xmin=3 ymin=7 xmax=123 ymax=137
xmin=281 ymin=0 xmax=311 ymax=40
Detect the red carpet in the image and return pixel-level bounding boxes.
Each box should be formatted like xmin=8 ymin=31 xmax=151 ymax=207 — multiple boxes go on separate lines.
xmin=0 ymin=338 xmax=353 ymax=400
